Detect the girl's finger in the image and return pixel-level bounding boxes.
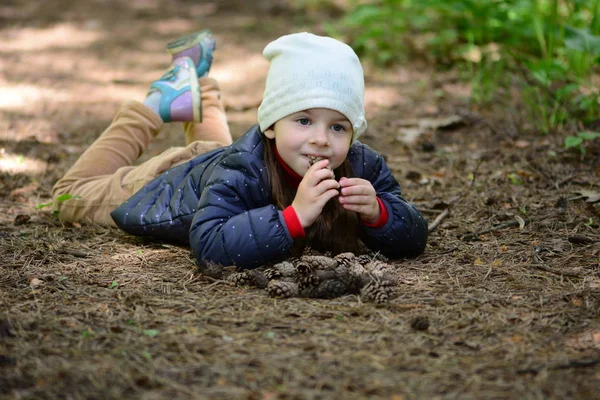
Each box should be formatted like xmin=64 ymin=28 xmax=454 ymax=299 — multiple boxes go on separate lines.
xmin=340 ymin=185 xmax=373 ymax=197
xmin=339 ymin=177 xmax=368 ymax=187
xmin=308 ymin=159 xmax=330 ymax=172
xmin=319 ymin=188 xmax=340 ymax=204
xmin=315 ymin=179 xmax=341 ymax=194
xmin=305 ymin=165 xmax=335 ymax=185
xmin=339 ymin=194 xmax=371 ymax=205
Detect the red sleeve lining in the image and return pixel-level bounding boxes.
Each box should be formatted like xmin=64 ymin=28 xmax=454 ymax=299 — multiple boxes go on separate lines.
xmin=361 ymin=197 xmax=388 ymax=228
xmin=282 ymin=206 xmax=306 ymax=238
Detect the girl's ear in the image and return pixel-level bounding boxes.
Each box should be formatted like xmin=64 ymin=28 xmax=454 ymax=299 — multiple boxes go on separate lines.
xmin=263 ymin=124 xmax=276 ymax=139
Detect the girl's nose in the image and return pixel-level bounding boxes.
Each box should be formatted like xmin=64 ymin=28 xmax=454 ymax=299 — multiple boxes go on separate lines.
xmin=310 ymin=125 xmax=329 ymax=146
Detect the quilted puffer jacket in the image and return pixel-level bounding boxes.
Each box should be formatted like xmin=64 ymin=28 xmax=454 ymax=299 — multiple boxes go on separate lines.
xmin=111 ymin=125 xmax=428 ymax=269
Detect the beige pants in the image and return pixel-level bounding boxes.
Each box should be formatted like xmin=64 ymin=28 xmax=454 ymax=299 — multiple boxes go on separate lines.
xmin=52 ymin=77 xmax=232 ymax=227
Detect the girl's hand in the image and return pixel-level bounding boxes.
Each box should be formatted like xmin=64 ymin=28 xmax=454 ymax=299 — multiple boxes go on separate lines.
xmin=292 ymin=159 xmax=340 ymax=228
xmin=338 ymin=177 xmax=380 ymax=223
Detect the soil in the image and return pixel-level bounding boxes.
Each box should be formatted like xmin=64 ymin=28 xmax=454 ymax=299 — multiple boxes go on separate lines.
xmin=1 ymin=1 xmax=600 ymax=399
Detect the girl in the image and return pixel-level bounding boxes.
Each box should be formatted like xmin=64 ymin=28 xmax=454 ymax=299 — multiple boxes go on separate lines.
xmin=53 ymin=31 xmax=428 ymax=269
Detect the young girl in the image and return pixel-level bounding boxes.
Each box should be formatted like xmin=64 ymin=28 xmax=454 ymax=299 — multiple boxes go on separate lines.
xmin=53 ymin=31 xmax=428 ymax=269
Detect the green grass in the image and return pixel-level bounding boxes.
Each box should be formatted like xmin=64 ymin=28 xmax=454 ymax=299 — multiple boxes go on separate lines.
xmin=330 ymin=0 xmax=600 ymax=137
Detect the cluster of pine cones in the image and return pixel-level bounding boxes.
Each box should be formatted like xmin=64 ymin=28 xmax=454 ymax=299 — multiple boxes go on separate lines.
xmin=197 ymin=249 xmax=398 ymax=303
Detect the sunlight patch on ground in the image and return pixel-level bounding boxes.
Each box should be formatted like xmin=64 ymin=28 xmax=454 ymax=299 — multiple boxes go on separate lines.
xmin=154 ymin=14 xmax=217 ymax=35
xmin=0 ymin=150 xmax=47 ymax=175
xmin=212 ymin=53 xmax=269 ymax=86
xmin=441 ymin=82 xmax=471 ymax=100
xmin=0 ymin=82 xmax=143 ymax=111
xmin=364 ymin=86 xmax=408 ymax=109
xmin=0 ymin=84 xmax=70 ymax=109
xmin=0 ymin=23 xmax=102 ymax=52
xmin=0 ymin=120 xmax=59 ymax=143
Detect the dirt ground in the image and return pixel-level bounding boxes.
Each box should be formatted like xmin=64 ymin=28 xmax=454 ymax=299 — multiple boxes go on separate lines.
xmin=1 ymin=1 xmax=600 ymax=399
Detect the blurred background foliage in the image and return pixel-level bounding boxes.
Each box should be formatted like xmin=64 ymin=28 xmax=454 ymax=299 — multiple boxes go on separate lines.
xmin=291 ymin=0 xmax=600 ymax=151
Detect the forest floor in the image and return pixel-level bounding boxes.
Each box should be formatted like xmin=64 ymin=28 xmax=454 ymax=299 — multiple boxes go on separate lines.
xmin=1 ymin=1 xmax=600 ymax=399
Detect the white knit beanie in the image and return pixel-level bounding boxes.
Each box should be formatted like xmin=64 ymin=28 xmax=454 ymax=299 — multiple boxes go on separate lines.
xmin=257 ymin=32 xmax=367 ymax=140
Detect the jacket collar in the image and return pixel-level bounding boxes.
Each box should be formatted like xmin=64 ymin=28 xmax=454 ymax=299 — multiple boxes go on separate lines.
xmin=275 ymin=146 xmax=302 ymax=188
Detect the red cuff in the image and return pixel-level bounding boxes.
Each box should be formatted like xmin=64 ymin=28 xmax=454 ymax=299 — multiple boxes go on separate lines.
xmin=361 ymin=197 xmax=388 ymax=228
xmin=282 ymin=206 xmax=306 ymax=238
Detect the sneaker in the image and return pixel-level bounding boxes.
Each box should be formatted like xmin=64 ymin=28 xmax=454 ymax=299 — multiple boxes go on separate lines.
xmin=145 ymin=57 xmax=201 ymax=123
xmin=166 ymin=30 xmax=216 ymax=78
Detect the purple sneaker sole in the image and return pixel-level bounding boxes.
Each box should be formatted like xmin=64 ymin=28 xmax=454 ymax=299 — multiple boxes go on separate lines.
xmin=167 ymin=30 xmax=216 ymax=77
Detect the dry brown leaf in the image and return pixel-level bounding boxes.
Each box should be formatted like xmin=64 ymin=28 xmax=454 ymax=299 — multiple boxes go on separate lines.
xmin=571 ymin=298 xmax=583 ymax=307
xmin=395 ymin=115 xmax=465 ymax=144
xmin=564 ymin=329 xmax=600 ymax=350
xmin=572 ymin=189 xmax=600 ymax=203
xmin=514 ymin=215 xmax=526 ymax=229
xmin=29 ymin=277 xmax=43 ymax=287
xmin=513 ymin=140 xmax=531 ymax=148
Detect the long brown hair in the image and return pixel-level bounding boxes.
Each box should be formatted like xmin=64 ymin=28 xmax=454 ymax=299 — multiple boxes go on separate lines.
xmin=262 ymin=135 xmax=361 ymax=256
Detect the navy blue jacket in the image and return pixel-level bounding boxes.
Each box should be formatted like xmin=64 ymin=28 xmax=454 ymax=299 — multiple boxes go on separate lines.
xmin=111 ymin=125 xmax=428 ymax=269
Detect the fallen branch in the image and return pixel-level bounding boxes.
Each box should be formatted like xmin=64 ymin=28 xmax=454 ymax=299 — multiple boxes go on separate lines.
xmin=518 ymin=358 xmax=600 ymax=374
xmin=428 ymin=160 xmax=483 ymax=233
xmin=512 ymin=263 xmax=584 ymax=278
xmin=460 ymin=218 xmax=534 ymax=241
xmin=427 ymin=208 xmax=450 ymax=232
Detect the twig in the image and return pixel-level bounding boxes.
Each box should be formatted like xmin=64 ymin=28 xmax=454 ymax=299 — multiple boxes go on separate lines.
xmin=427 ymin=209 xmax=450 ymax=232
xmin=511 ymin=263 xmax=583 ymax=278
xmin=518 ymin=358 xmax=600 ymax=374
xmin=428 ymin=160 xmax=483 ymax=233
xmin=460 ymin=218 xmax=533 ymax=241
xmin=526 ymin=160 xmax=559 ymax=190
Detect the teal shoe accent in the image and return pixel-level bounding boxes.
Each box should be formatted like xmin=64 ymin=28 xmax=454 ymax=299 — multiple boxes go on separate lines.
xmin=167 ymin=30 xmax=216 ymax=77
xmin=145 ymin=57 xmax=201 ymax=122
xmin=158 ymin=65 xmax=180 ymax=82
xmin=149 ymin=81 xmax=192 ymax=123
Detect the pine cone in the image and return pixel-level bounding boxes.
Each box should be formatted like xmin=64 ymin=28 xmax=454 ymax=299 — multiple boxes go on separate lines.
xmin=348 ymin=262 xmax=372 ymax=287
xmin=334 ymin=252 xmax=356 ymax=267
xmin=247 ymin=270 xmax=269 ymax=289
xmin=410 ymin=316 xmax=430 ymax=331
xmin=295 ymin=261 xmax=314 ymax=276
xmin=348 ymin=261 xmax=367 ymax=277
xmin=267 ymin=280 xmax=299 ymax=298
xmin=365 ymin=260 xmax=394 ymax=278
xmin=300 ymin=255 xmax=338 ymax=270
xmin=300 ymin=279 xmax=350 ymax=299
xmin=355 ymin=254 xmax=375 ymax=265
xmin=227 ymin=271 xmax=253 ymax=286
xmin=302 ymin=246 xmax=320 ymax=256
xmin=356 ymin=252 xmax=389 ymax=265
xmin=360 ymin=281 xmax=390 ymax=304
xmin=272 ymin=261 xmax=297 ymax=278
xmin=306 ymin=156 xmax=332 ymax=171
xmin=262 ymin=268 xmax=282 ymax=281
xmin=197 ymin=260 xmax=236 ymax=279
xmin=298 ymin=274 xmax=320 ymax=291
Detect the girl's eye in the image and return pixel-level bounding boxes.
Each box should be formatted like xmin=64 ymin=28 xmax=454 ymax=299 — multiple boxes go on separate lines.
xmin=332 ymin=124 xmax=347 ymax=132
xmin=298 ymin=118 xmax=310 ymax=125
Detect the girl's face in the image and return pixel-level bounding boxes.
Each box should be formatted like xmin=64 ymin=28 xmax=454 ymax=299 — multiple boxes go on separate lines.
xmin=264 ymin=108 xmax=353 ymax=176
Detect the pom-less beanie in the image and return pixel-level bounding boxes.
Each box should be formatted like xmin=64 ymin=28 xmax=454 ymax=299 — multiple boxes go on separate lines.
xmin=257 ymin=32 xmax=367 ymax=140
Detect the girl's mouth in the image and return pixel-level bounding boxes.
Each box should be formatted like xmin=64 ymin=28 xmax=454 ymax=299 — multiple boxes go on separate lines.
xmin=306 ymin=155 xmax=333 ymax=171
xmin=306 ymin=155 xmax=327 ymax=165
